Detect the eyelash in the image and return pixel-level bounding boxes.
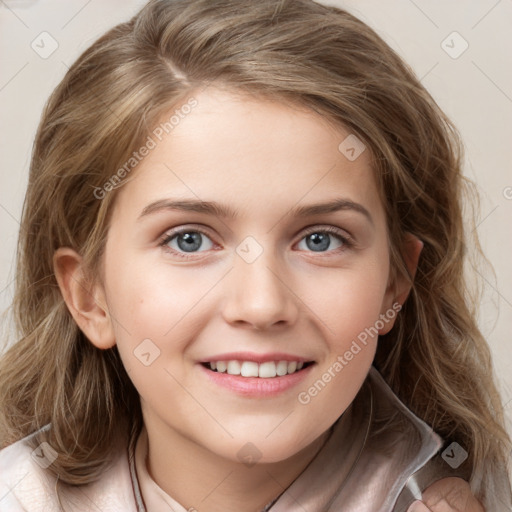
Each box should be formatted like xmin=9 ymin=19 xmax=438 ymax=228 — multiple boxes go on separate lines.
xmin=158 ymin=225 xmax=354 ymax=260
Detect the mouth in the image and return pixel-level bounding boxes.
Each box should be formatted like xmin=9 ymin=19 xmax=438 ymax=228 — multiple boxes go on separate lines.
xmin=201 ymin=360 xmax=314 ymax=378
xmin=198 ymin=354 xmax=316 ymax=397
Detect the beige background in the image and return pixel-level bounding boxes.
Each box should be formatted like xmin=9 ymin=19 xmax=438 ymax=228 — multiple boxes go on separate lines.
xmin=1 ymin=0 xmax=511 ymax=435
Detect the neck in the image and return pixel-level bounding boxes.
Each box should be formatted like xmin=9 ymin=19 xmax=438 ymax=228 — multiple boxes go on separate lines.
xmin=142 ymin=418 xmax=331 ymax=512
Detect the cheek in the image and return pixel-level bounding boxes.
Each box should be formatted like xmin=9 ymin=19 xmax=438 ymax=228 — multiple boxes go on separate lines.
xmin=303 ymin=259 xmax=390 ymax=347
xmin=106 ymin=253 xmax=216 ymax=339
xmin=298 ymin=256 xmax=388 ymax=426
xmin=294 ymin=291 xmax=382 ymax=442
xmin=292 ymin=259 xmax=388 ymax=418
xmin=104 ymin=255 xmax=224 ymax=403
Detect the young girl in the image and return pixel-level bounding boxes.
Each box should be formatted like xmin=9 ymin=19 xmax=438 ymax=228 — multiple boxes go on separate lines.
xmin=0 ymin=0 xmax=510 ymax=510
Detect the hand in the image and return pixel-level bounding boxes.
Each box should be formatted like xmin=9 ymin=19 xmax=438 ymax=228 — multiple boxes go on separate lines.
xmin=406 ymin=478 xmax=485 ymax=512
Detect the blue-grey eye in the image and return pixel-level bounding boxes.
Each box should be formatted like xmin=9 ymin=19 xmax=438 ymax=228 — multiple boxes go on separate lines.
xmin=297 ymin=232 xmax=344 ymax=252
xmin=165 ymin=231 xmax=214 ymax=253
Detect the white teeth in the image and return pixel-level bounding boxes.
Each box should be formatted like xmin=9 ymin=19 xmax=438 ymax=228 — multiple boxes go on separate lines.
xmin=276 ymin=361 xmax=288 ymax=376
xmin=287 ymin=361 xmax=297 ymax=373
xmin=207 ymin=359 xmax=309 ymax=377
xmin=227 ymin=360 xmax=241 ymax=375
xmin=259 ymin=361 xmax=277 ymax=378
xmin=241 ymin=361 xmax=259 ymax=377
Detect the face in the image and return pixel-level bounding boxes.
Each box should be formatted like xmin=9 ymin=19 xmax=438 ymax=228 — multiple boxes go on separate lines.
xmin=98 ymin=87 xmax=401 ymax=464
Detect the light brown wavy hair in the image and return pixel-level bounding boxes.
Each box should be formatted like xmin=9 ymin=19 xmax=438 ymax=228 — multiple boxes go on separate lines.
xmin=0 ymin=0 xmax=510 ymax=508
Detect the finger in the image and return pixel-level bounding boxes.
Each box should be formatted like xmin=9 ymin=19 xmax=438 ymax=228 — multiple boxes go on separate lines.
xmin=407 ymin=500 xmax=432 ymax=512
xmin=426 ymin=498 xmax=457 ymax=512
xmin=422 ymin=478 xmax=485 ymax=512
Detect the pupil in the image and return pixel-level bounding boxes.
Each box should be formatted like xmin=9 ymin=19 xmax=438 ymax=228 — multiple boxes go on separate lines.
xmin=307 ymin=233 xmax=330 ymax=252
xmin=178 ymin=232 xmax=202 ymax=252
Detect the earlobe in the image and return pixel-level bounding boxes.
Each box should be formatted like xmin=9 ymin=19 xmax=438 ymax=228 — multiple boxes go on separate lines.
xmin=53 ymin=247 xmax=116 ymax=350
xmin=379 ymin=233 xmax=423 ymax=335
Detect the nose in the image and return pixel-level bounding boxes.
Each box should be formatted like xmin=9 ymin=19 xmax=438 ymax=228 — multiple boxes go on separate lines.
xmin=221 ymin=245 xmax=299 ymax=330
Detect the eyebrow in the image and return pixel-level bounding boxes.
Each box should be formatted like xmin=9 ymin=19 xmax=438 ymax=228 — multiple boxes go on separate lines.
xmin=137 ymin=197 xmax=373 ymax=225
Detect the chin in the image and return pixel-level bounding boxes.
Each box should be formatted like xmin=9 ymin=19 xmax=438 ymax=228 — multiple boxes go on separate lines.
xmin=218 ymin=433 xmax=315 ymax=467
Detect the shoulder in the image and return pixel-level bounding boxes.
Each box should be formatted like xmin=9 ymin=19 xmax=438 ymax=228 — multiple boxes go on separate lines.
xmin=407 ymin=477 xmax=485 ymax=512
xmin=0 ymin=432 xmax=59 ymax=511
xmin=0 ymin=430 xmax=139 ymax=512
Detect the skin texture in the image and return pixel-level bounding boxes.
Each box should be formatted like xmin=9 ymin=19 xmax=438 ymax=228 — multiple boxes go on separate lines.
xmin=54 ymin=87 xmax=443 ymax=511
xmin=408 ymin=478 xmax=485 ymax=511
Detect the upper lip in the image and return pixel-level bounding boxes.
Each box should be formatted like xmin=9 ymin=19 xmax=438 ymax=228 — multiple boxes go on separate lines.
xmin=199 ymin=351 xmax=314 ymax=364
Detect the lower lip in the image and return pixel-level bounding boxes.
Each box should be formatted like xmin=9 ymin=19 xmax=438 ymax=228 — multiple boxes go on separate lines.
xmin=198 ymin=363 xmax=314 ymax=398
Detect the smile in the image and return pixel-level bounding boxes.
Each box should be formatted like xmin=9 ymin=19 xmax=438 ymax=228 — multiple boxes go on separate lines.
xmin=203 ymin=360 xmax=310 ymax=378
xmin=199 ymin=354 xmax=315 ymax=397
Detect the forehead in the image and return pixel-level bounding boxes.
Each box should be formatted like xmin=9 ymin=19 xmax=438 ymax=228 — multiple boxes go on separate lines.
xmin=111 ymin=87 xmax=384 ymax=225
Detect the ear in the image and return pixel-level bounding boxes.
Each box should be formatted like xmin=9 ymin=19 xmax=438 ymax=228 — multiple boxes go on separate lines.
xmin=53 ymin=247 xmax=116 ymax=349
xmin=378 ymin=233 xmax=423 ymax=335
